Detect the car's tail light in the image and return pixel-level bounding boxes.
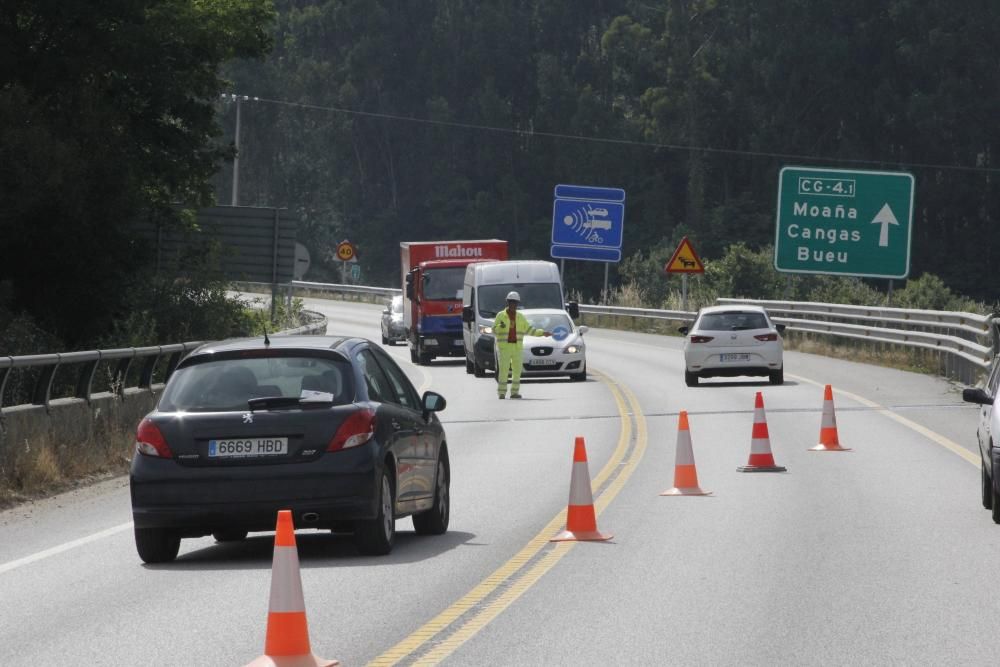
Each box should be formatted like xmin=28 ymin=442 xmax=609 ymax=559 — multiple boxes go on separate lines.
xmin=327 ymin=409 xmax=376 ymax=452
xmin=754 ymin=333 xmax=778 ymax=342
xmin=689 ymin=335 xmax=714 ymax=343
xmin=136 ymin=418 xmax=173 ymax=458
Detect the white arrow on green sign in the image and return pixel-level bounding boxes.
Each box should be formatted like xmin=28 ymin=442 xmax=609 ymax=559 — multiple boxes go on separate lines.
xmin=774 ymin=166 xmax=914 ymax=279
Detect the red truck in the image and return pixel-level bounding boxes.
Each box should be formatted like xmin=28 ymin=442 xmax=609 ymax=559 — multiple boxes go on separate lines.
xmin=401 ymin=240 xmax=508 ymax=365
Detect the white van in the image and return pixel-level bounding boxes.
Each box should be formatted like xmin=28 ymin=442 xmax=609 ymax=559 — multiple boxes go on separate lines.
xmin=461 ymin=260 xmax=578 ymax=377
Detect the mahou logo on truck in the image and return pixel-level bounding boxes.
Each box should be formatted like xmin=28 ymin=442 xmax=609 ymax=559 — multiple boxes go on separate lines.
xmin=435 ymin=244 xmax=484 ymax=258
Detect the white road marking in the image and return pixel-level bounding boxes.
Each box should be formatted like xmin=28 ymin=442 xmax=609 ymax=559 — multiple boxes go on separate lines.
xmin=0 ymin=522 xmax=133 ymax=575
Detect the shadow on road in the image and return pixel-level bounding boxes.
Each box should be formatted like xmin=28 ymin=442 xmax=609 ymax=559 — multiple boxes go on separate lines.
xmin=143 ymin=529 xmax=479 ymax=571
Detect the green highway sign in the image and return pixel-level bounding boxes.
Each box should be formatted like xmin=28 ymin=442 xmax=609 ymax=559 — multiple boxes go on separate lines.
xmin=774 ymin=166 xmax=914 ymax=279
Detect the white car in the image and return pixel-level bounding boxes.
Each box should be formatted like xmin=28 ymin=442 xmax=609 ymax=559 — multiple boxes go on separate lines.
xmin=963 ymin=351 xmax=1000 ymax=522
xmin=679 ymin=305 xmax=785 ymax=386
xmin=496 ymin=309 xmax=588 ymax=381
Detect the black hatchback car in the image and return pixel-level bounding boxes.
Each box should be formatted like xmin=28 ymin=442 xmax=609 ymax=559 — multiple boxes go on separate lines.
xmin=129 ymin=335 xmax=449 ymax=563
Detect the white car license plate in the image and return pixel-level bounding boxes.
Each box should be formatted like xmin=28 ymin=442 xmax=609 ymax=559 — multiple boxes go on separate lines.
xmin=208 ymin=437 xmax=288 ymax=458
xmin=720 ymin=353 xmax=750 ymax=362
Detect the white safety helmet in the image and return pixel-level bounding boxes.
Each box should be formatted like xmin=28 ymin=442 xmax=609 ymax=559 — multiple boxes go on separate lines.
xmin=506 ymin=291 xmax=521 ymax=302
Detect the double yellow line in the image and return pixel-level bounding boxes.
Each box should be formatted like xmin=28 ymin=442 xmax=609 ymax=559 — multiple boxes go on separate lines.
xmin=368 ymin=370 xmax=648 ymax=666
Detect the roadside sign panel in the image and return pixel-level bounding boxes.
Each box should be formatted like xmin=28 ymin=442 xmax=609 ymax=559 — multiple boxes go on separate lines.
xmin=336 ymin=240 xmax=356 ymax=262
xmin=551 ymin=184 xmax=625 ymax=263
xmin=665 ymin=237 xmax=705 ymax=273
xmin=774 ymin=166 xmax=914 ymax=278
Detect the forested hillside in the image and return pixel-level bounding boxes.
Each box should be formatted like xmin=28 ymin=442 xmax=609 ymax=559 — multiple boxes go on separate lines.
xmin=2 ymin=1 xmax=999 ymax=353
xmin=223 ymin=1 xmax=1000 ymax=302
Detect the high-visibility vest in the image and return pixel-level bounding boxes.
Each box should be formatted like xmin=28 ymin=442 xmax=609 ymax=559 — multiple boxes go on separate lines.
xmin=493 ymin=310 xmax=543 ymax=345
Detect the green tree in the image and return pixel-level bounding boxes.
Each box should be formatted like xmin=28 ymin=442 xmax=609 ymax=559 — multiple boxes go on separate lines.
xmin=0 ymin=0 xmax=274 ymax=346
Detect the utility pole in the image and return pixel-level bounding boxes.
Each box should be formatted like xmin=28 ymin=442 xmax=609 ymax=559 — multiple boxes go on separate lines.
xmin=231 ymin=95 xmax=242 ymax=206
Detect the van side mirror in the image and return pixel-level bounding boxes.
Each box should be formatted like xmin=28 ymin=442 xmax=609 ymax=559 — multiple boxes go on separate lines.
xmin=462 ymin=305 xmax=475 ymax=323
xmin=566 ymin=301 xmax=580 ymax=319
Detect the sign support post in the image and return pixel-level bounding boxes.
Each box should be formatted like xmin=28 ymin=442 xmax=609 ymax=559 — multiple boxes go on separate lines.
xmin=664 ymin=236 xmax=705 ymax=312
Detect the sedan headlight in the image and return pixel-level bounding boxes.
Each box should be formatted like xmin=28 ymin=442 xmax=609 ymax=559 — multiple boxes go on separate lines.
xmin=564 ymin=345 xmax=582 ymax=354
xmin=479 ymin=325 xmax=493 ymax=334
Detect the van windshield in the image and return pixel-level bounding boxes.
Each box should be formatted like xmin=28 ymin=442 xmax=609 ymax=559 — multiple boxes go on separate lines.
xmin=477 ymin=284 xmax=564 ymax=317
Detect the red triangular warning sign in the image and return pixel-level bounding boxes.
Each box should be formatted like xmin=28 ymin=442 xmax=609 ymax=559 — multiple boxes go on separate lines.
xmin=665 ymin=237 xmax=704 ymax=274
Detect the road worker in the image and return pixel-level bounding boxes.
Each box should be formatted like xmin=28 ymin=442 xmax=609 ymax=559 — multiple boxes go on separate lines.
xmin=493 ymin=291 xmax=551 ymax=399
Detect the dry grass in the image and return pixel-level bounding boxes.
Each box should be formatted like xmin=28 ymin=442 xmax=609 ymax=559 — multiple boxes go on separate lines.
xmin=0 ymin=427 xmax=134 ymax=510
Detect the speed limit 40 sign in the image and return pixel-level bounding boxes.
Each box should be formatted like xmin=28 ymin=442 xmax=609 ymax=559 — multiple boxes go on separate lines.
xmin=336 ymin=240 xmax=356 ymax=262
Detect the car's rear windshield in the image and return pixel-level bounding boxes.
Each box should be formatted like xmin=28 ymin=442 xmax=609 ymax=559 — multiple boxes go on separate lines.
xmin=477 ymin=283 xmax=563 ymax=317
xmin=158 ymin=355 xmax=354 ymax=412
xmin=697 ymin=311 xmax=769 ymax=331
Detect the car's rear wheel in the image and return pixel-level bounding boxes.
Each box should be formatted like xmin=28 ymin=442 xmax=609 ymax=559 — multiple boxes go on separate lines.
xmin=355 ymin=470 xmax=395 ymax=555
xmin=413 ymin=455 xmax=450 ymax=535
xmin=212 ymin=529 xmax=248 ymax=543
xmin=381 ymin=331 xmax=388 ymax=344
xmin=135 ymin=527 xmax=181 ymax=564
xmin=769 ymin=367 xmax=784 ymax=385
xmin=684 ymin=370 xmax=698 ymax=387
xmin=982 ymin=460 xmax=993 ymax=510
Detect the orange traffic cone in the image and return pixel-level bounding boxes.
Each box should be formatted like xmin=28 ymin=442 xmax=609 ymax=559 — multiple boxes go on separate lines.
xmin=737 ymin=392 xmax=787 ymax=472
xmin=661 ymin=411 xmax=712 ymax=496
xmin=244 ymin=510 xmax=339 ymax=667
xmin=551 ymin=437 xmax=613 ymax=542
xmin=810 ymin=384 xmax=851 ymax=452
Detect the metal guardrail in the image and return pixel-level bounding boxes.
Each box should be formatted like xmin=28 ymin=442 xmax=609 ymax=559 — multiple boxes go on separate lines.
xmin=0 ymin=311 xmax=328 ymax=411
xmin=272 ymin=283 xmax=997 ymax=376
xmin=293 ymin=280 xmax=400 ymax=299
xmin=716 ymin=298 xmax=996 ymax=373
xmin=0 ymin=343 xmax=204 ymax=411
xmin=5 ymin=281 xmax=995 ymax=410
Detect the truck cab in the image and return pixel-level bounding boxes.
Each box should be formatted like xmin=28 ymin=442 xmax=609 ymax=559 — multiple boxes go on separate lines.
xmin=400 ymin=240 xmax=508 ymax=365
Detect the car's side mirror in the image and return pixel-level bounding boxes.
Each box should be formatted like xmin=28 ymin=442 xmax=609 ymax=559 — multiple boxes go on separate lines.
xmin=578 ymin=325 xmax=589 ymax=335
xmin=775 ymin=323 xmax=786 ymax=333
xmin=963 ymin=387 xmax=994 ymax=406
xmin=462 ymin=306 xmax=475 ymax=323
xmin=678 ymin=326 xmax=690 ymax=335
xmin=566 ymin=301 xmax=580 ymax=319
xmin=382 ymin=309 xmax=390 ymax=315
xmin=422 ymin=390 xmax=447 ymax=420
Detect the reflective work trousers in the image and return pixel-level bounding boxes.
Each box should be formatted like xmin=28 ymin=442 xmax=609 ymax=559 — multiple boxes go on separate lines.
xmin=496 ymin=342 xmax=523 ymax=395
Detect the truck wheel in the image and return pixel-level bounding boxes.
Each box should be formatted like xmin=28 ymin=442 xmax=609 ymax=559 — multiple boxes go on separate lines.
xmin=410 ymin=347 xmax=418 ymax=364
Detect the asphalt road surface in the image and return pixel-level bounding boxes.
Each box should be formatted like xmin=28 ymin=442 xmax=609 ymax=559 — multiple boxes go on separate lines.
xmin=0 ymin=296 xmax=993 ymax=666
